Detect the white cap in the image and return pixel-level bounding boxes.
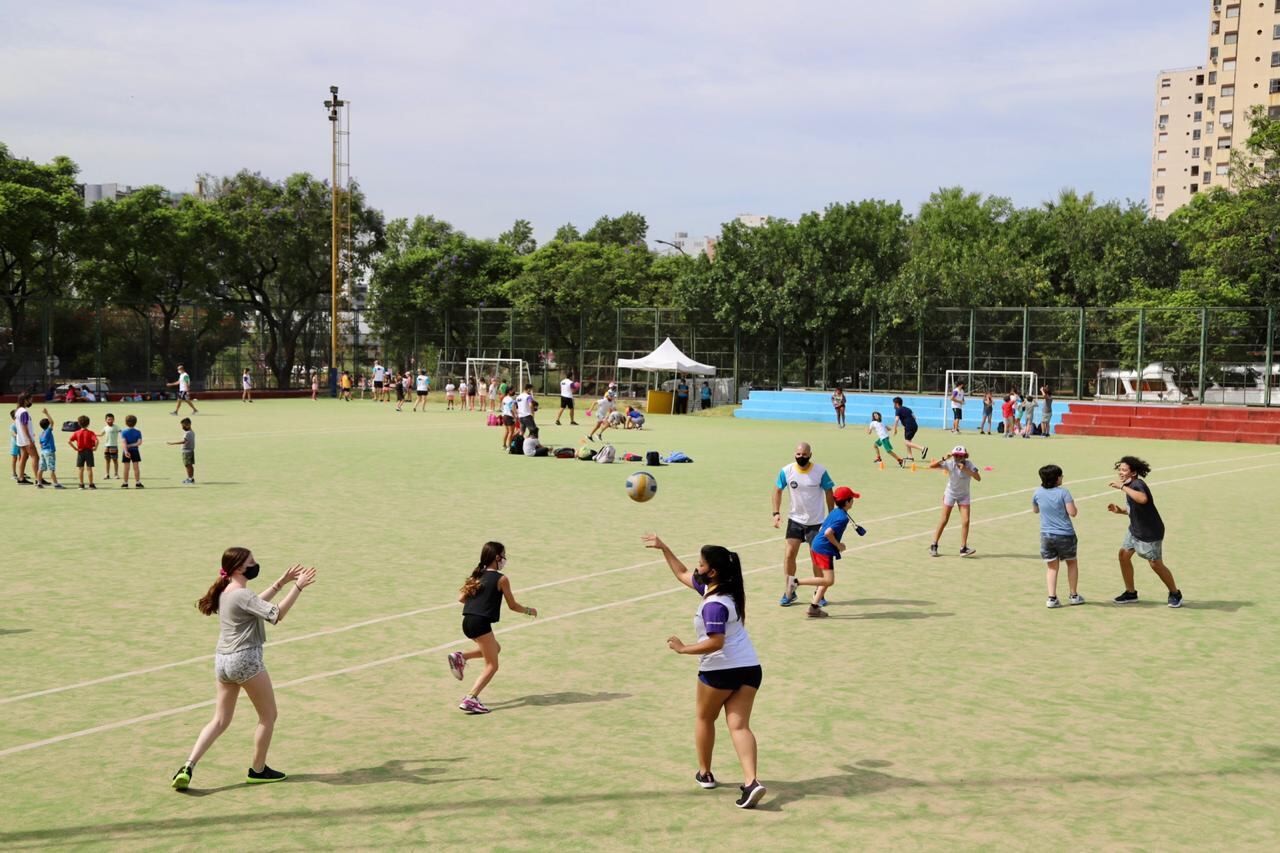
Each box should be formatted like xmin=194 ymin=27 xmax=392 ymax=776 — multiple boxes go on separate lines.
xmin=952 ymin=445 xmax=968 ymax=456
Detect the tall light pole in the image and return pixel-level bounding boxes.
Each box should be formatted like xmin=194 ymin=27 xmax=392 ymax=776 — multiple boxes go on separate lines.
xmin=324 ymin=85 xmax=346 ymax=397
xmin=654 ymin=238 xmax=688 ymax=256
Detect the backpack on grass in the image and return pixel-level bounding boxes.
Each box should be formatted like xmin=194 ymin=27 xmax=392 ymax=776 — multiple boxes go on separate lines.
xmin=594 ymin=444 xmax=616 ymax=464
xmin=645 ymin=451 xmax=662 ymax=467
xmin=577 ymin=446 xmax=597 ymax=461
xmin=554 ymin=447 xmax=576 ymax=459
xmin=509 ymin=435 xmax=524 ymax=455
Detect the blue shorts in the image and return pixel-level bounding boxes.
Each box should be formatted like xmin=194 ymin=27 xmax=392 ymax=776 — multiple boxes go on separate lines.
xmin=9 ymin=444 xmax=18 ymax=458
xmin=699 ymin=665 xmax=763 ymax=692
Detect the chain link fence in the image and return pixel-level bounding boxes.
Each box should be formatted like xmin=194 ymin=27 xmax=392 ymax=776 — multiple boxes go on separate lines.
xmin=3 ymin=300 xmax=1276 ymax=406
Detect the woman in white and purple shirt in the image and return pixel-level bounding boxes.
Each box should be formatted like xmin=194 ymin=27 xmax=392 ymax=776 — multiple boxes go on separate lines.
xmin=643 ymin=534 xmax=766 ymax=809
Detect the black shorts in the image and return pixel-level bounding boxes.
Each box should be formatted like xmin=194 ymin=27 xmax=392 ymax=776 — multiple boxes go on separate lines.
xmin=502 ymin=415 xmax=515 ymax=426
xmin=103 ymin=447 xmax=118 ymax=459
xmin=76 ymin=450 xmax=95 ymax=468
xmin=519 ymin=415 xmax=536 ymax=432
xmin=374 ymin=380 xmax=384 ymax=389
xmin=416 ymin=390 xmax=428 ymax=398
xmin=560 ymin=396 xmax=574 ymax=410
xmin=698 ymin=665 xmax=763 ymax=691
xmin=123 ymin=450 xmax=140 ymax=463
xmin=396 ymin=386 xmax=405 ymax=400
xmin=952 ymin=407 xmax=962 ymax=420
xmin=177 ymin=390 xmax=190 ymax=401
xmin=983 ymin=405 xmax=993 ymax=417
xmin=785 ymin=519 xmax=821 ymax=543
xmin=904 ymin=425 xmax=918 ymax=441
xmin=462 ymin=615 xmax=494 ymax=640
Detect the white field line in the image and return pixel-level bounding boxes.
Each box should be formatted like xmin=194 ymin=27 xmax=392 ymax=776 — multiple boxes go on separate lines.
xmin=3 ymin=449 xmax=1277 ymax=707
xmin=2 ymin=460 xmax=1276 ymax=759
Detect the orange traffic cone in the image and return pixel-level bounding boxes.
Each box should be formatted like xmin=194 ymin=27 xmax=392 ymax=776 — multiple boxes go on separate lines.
xmin=878 ymin=460 xmax=885 ymax=470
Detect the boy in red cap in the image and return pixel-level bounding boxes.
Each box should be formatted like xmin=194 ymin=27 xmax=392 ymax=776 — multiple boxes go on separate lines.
xmin=791 ymin=486 xmax=862 ymax=618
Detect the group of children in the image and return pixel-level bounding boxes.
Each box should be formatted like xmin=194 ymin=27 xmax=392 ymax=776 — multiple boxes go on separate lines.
xmin=10 ymin=395 xmax=196 ymax=489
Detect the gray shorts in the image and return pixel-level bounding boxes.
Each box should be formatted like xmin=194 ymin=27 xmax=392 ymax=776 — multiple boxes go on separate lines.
xmin=214 ymin=646 xmax=266 ymax=684
xmin=1040 ymin=533 xmax=1078 ymax=562
xmin=1121 ymin=532 xmax=1163 ymax=562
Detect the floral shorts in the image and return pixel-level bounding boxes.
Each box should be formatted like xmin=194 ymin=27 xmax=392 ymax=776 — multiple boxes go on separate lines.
xmin=214 ymin=646 xmax=266 ymax=684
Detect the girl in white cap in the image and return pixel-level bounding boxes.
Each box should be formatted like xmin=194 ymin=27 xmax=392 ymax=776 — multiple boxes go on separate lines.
xmin=927 ymin=446 xmax=981 ymax=558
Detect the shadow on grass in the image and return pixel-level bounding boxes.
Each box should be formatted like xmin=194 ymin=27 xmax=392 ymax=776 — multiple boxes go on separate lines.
xmin=0 ymin=628 xmax=32 ymax=637
xmin=180 ymin=758 xmax=492 ymax=798
xmin=6 ymin=748 xmax=1278 ymax=843
xmin=1184 ymin=600 xmax=1253 ymax=612
xmin=823 ymin=611 xmax=955 ymax=621
xmin=827 ymin=599 xmax=935 ymax=608
xmin=485 ymin=691 xmax=631 ymax=712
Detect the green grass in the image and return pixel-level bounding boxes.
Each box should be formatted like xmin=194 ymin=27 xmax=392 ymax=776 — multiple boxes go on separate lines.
xmin=1 ymin=398 xmax=1278 ymax=850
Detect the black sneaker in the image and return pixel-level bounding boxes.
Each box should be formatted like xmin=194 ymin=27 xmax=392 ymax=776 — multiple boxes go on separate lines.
xmin=897 ymin=459 xmax=905 ymax=468
xmin=922 ymin=446 xmax=929 ymax=460
xmin=246 ymin=765 xmax=287 ymax=784
xmin=695 ymin=770 xmax=717 ymax=789
xmin=929 ymin=543 xmax=939 ymax=557
xmin=134 ymin=483 xmax=145 ymax=489
xmin=121 ymin=483 xmax=130 ymax=489
xmin=1113 ymin=590 xmax=1139 ymax=605
xmin=171 ymin=763 xmax=193 ymax=791
xmin=79 ymin=484 xmax=85 ymax=490
xmin=88 ymin=484 xmax=96 ymax=490
xmin=736 ymin=779 xmax=767 ymax=809
xmin=807 ymin=604 xmax=829 ymax=619
xmin=1167 ymin=590 xmax=1183 ymax=608
xmin=959 ymin=546 xmax=976 ymax=558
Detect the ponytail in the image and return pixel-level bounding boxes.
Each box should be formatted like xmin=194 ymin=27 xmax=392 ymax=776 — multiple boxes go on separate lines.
xmin=460 ymin=541 xmax=504 ymax=599
xmin=700 ymin=545 xmax=747 ymax=625
xmin=196 ymin=546 xmax=251 ymax=615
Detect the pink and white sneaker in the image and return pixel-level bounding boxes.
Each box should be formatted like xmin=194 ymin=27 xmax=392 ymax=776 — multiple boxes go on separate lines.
xmin=458 ymin=696 xmax=490 ymax=714
xmin=447 ymin=652 xmax=465 ymax=681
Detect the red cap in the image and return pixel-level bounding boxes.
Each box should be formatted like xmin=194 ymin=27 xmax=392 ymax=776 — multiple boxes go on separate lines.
xmin=833 ymin=486 xmax=859 ymax=502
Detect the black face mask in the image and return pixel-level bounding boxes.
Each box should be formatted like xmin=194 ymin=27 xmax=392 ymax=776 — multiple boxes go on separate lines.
xmin=243 ymin=564 xmax=261 ymax=581
xmin=795 ymin=456 xmax=810 ymax=467
xmin=694 ymin=569 xmax=715 ymax=587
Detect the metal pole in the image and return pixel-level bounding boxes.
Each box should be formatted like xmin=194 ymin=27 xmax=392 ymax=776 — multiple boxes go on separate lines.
xmin=578 ymin=312 xmax=585 ymax=383
xmin=821 ymin=329 xmax=828 ymax=389
xmin=1135 ymin=308 xmax=1146 ymax=404
xmin=967 ymin=308 xmax=976 ymax=375
xmin=733 ymin=324 xmax=740 ymax=401
xmin=1264 ymin=306 xmax=1275 ymax=408
xmin=868 ymin=309 xmax=876 ymax=392
xmin=1198 ymin=307 xmax=1209 ymax=404
xmin=326 ymin=85 xmax=343 ymax=399
xmin=776 ymin=325 xmax=783 ymax=389
xmin=94 ymin=302 xmax=103 ymax=390
xmin=1021 ymin=307 xmax=1030 ymax=373
xmin=916 ymin=319 xmax=924 ymax=394
xmin=1076 ymin=308 xmax=1085 ymax=399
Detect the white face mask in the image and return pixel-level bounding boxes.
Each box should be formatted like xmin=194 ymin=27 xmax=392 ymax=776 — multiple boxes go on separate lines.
xmin=497 ymin=556 xmax=508 ymax=570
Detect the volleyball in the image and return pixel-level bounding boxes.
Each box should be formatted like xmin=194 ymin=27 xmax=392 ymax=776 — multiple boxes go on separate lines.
xmin=625 ymin=471 xmax=657 ymax=502
xmin=572 ymin=381 xmax=581 ymax=392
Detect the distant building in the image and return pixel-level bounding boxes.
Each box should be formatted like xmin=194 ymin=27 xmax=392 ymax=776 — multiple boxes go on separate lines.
xmin=1152 ymin=1 xmax=1280 ymax=218
xmin=78 ymin=182 xmax=186 ymax=208
xmin=736 ymin=214 xmax=769 ymax=228
xmin=666 ymin=231 xmax=716 ymax=257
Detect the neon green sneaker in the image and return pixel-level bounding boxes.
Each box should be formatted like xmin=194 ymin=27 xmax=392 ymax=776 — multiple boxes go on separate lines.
xmin=171 ymin=764 xmax=192 ymax=791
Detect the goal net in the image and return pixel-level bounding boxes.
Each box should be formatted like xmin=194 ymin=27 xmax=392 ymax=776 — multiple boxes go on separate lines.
xmin=943 ymin=369 xmax=1038 ymax=421
xmin=466 ymin=358 xmax=531 ymax=394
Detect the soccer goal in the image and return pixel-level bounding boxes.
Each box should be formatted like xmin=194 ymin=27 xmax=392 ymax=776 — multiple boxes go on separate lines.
xmin=943 ymin=369 xmax=1039 ymax=424
xmin=466 ymin=358 xmax=531 ymax=394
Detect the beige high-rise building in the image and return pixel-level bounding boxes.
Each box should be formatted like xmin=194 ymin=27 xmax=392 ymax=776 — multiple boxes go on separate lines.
xmin=1153 ymin=1 xmax=1280 ymax=218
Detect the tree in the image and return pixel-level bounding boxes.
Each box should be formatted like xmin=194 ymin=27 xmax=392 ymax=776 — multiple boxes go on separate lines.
xmin=79 ymin=187 xmax=231 ymax=380
xmin=498 ymin=218 xmax=537 ymax=255
xmin=211 ymin=171 xmax=385 ymax=388
xmin=553 ymin=222 xmax=581 ymax=243
xmin=0 ymin=144 xmax=83 ymax=393
xmin=583 ymin=211 xmax=648 ymax=247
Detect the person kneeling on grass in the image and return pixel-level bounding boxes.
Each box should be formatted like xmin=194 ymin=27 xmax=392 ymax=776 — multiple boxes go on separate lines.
xmin=171 ymin=549 xmax=317 ymax=790
xmin=1107 ymin=456 xmax=1183 ymax=608
xmin=642 ymin=533 xmax=767 ymax=809
xmin=790 ymin=486 xmax=861 ymax=618
xmin=1033 ymin=464 xmax=1083 ymax=608
xmin=447 ymin=541 xmax=538 ymax=715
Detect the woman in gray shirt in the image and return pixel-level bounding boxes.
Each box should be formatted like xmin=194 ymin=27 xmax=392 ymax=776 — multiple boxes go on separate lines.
xmin=171 ymin=547 xmax=316 ymax=791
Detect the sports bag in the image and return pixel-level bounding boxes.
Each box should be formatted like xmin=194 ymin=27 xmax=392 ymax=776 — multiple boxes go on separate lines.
xmin=645 ymin=450 xmax=662 ymax=467
xmin=508 ymin=435 xmax=524 ymax=455
xmin=577 ymin=446 xmax=597 ymax=461
xmin=665 ymin=451 xmax=693 ymax=463
xmin=554 ymin=447 xmax=576 ymax=459
xmin=594 ymin=444 xmax=616 ymax=463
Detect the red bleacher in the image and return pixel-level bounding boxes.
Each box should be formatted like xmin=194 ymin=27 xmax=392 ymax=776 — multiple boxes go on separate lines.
xmin=1056 ymin=403 xmax=1280 ymax=445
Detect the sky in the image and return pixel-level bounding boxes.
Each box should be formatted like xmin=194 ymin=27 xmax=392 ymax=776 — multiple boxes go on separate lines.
xmin=1 ymin=0 xmax=1207 ymax=246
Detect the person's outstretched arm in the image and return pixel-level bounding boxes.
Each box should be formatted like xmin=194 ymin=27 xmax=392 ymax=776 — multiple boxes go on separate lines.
xmin=499 ymin=575 xmax=537 ymax=616
xmin=642 ymin=534 xmax=695 ymax=589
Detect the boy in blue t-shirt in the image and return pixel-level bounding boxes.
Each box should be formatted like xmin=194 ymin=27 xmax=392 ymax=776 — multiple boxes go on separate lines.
xmin=120 ymin=414 xmax=144 ymax=489
xmin=1032 ymin=464 xmax=1081 ymax=608
xmin=793 ymin=486 xmax=863 ymax=619
xmin=9 ymin=410 xmax=18 ymax=482
xmin=35 ymin=408 xmax=64 ymax=489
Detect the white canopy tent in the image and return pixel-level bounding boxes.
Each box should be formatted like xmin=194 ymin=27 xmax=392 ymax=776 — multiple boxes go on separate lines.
xmin=617 ymin=337 xmax=716 ymax=376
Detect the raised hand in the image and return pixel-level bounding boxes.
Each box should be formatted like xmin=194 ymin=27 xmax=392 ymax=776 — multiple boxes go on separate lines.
xmin=641 ymin=533 xmax=665 ymax=550
xmin=295 ymin=567 xmax=318 ymax=589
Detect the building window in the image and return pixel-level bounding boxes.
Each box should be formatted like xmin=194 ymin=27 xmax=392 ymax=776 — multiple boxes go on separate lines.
xmin=1204 ymin=171 xmax=1212 ymax=184
xmin=1209 ymin=71 xmax=1218 ymax=84
xmin=1160 ymin=77 xmax=1172 ymax=88
xmin=1220 ymin=111 xmax=1233 ymax=127
xmin=1190 ymin=184 xmax=1199 ymax=194
xmin=1158 ymin=150 xmax=1168 ymax=161
xmin=1207 ymin=121 xmax=1215 ymax=133
xmin=1217 ymin=164 xmax=1230 ymax=175
xmin=1223 ymin=59 xmax=1236 ymax=71
xmin=1155 ymin=204 xmax=1166 ymax=215
xmin=1196 ymin=92 xmax=1205 ymax=104
xmin=1221 ymin=85 xmax=1234 ymax=97
xmin=1218 ymin=137 xmax=1232 ymax=149
xmin=1192 ymin=147 xmax=1201 ymax=157
xmin=1271 ymin=105 xmax=1280 ymax=118
xmin=1194 ymin=129 xmax=1203 ymax=141
xmin=1159 ymin=133 xmax=1169 ymax=143
xmin=1160 ymin=96 xmax=1170 ymax=107
xmin=1272 ymin=78 xmax=1280 ymax=94
xmin=1207 ymin=96 xmax=1215 ymax=110
xmin=1224 ymin=32 xmax=1238 ymax=45
xmin=1191 ymin=165 xmax=1200 ymax=176
xmin=1210 ymin=46 xmax=1220 ymax=63
xmin=1158 ymin=114 xmax=1169 ymax=128
xmin=1212 ymin=21 xmax=1220 ymax=35
xmin=1272 ymin=51 xmax=1280 ymax=67
xmin=1274 ymin=24 xmax=1280 ymax=39
xmin=1155 ymin=186 xmax=1166 ymax=199
xmin=1194 ymin=110 xmax=1203 ymax=121
xmin=1225 ymin=4 xmax=1239 ymax=18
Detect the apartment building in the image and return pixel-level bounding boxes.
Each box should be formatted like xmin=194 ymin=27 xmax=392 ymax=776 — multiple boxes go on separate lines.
xmin=1152 ymin=0 xmax=1280 ymax=217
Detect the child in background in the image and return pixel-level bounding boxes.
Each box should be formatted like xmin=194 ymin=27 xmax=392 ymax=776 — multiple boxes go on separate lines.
xmin=340 ymin=370 xmax=353 ymax=401
xmin=831 ymin=386 xmax=846 ymax=429
xmin=1040 ymin=385 xmax=1054 ymax=436
xmin=169 ymin=417 xmax=196 ymax=484
xmin=1033 ymin=464 xmax=1083 ymax=608
xmin=445 ymin=380 xmax=457 ymax=410
xmin=394 ymin=372 xmax=407 ymax=412
xmin=69 ymin=414 xmax=98 ymax=489
xmin=890 ymin=397 xmax=928 ymax=461
xmin=120 ymin=414 xmax=144 ymax=489
xmin=36 ymin=409 xmax=64 ymax=489
xmin=99 ymin=413 xmax=122 ymax=480
xmin=310 ymin=370 xmax=319 ymax=401
xmin=928 ymin=446 xmax=981 ymax=557
xmin=500 ymin=388 xmax=517 ymax=450
xmin=791 ymin=486 xmax=861 ymax=618
xmin=866 ymin=412 xmax=904 ymax=468
xmin=626 ymin=406 xmax=646 ymax=429
xmin=980 ymin=392 xmax=994 ymax=435
xmin=950 ymin=381 xmax=966 ymax=433
xmin=1001 ymin=393 xmax=1016 ymax=438
xmin=9 ymin=410 xmax=18 ymax=482
xmin=1022 ymin=395 xmax=1039 ymax=438
xmin=459 ymin=378 xmax=470 ymax=411
xmin=241 ymin=369 xmax=253 ymax=403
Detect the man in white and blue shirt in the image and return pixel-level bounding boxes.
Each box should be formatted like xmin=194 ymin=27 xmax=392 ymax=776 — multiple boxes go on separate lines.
xmin=771 ymin=441 xmax=835 ymax=606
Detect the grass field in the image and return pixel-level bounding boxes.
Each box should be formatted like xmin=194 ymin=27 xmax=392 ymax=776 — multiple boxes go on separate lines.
xmin=1 ymin=397 xmax=1278 ymax=851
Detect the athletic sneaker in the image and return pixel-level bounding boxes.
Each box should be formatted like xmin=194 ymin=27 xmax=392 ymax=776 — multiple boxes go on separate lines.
xmin=171 ymin=763 xmax=193 ymax=791
xmin=695 ymin=770 xmax=717 ymax=789
xmin=922 ymin=447 xmax=929 ymax=460
xmin=736 ymin=780 xmax=767 ymax=809
xmin=958 ymin=546 xmax=976 ymax=558
xmin=121 ymin=483 xmax=129 ymax=489
xmin=929 ymin=543 xmax=939 ymax=558
xmin=79 ymin=484 xmax=85 ymax=490
xmin=897 ymin=459 xmax=905 ymax=468
xmin=246 ymin=765 xmax=287 ymax=784
xmin=817 ymin=597 xmax=828 ymax=607
xmin=53 ymin=483 xmax=64 ymax=489
xmin=1046 ymin=596 xmax=1062 ymax=609
xmin=447 ymin=651 xmax=465 ymax=680
xmin=1068 ymin=593 xmax=1085 ymax=606
xmin=807 ymin=604 xmax=829 ymax=618
xmin=134 ymin=483 xmax=144 ymax=489
xmin=459 ymin=696 xmax=490 ymax=714
xmin=1113 ymin=590 xmax=1139 ymax=605
xmin=1168 ymin=590 xmax=1184 ymax=609
xmin=778 ymin=594 xmax=795 ymax=607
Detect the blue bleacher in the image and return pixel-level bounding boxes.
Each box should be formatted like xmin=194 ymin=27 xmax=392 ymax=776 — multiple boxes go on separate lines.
xmin=734 ymin=390 xmax=1069 ymax=430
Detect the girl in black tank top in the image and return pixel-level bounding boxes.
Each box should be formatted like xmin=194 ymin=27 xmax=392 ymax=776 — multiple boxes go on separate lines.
xmin=448 ymin=541 xmax=538 ymax=715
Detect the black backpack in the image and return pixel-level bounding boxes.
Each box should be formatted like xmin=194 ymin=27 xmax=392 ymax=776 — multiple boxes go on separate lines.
xmin=509 ymin=435 xmax=524 ymax=455
xmin=646 ymin=451 xmax=662 ymax=467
